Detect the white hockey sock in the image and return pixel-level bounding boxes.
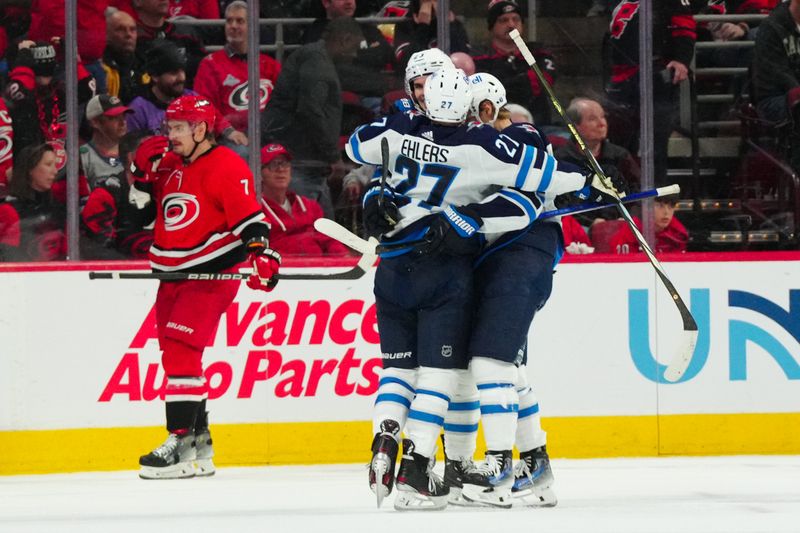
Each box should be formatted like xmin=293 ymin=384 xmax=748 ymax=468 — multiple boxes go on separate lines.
xmin=404 ymin=366 xmax=457 ymax=458
xmin=471 ymin=357 xmax=518 ymax=451
xmin=515 ymin=364 xmax=547 ymax=452
xmin=443 ymin=369 xmax=479 ymax=460
xmin=372 ymin=367 xmax=417 ymax=436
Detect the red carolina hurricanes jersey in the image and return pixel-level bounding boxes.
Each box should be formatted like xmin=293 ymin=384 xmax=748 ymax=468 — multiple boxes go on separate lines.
xmin=193 ymin=50 xmax=281 ymax=132
xmin=0 ymin=100 xmax=12 ymax=188
xmin=149 ymin=145 xmax=267 ymax=272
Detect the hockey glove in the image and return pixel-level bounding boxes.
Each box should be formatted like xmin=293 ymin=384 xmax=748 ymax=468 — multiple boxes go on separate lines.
xmin=363 ymin=187 xmax=400 ymax=239
xmin=245 ymin=237 xmax=282 ymax=292
xmin=575 ymin=167 xmax=627 ymax=204
xmin=418 ymin=205 xmax=483 ymax=257
xmin=130 ymin=136 xmax=170 ymax=183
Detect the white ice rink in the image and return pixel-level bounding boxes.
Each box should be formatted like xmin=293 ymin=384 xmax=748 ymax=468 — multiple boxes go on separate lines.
xmin=2 ymin=456 xmax=799 ymax=533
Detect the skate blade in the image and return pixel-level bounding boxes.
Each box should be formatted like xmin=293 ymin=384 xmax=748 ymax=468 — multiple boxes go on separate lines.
xmin=370 ymin=454 xmax=393 ymax=508
xmin=194 ymin=458 xmax=216 ymax=477
xmin=461 ymin=486 xmax=513 ymax=509
xmin=512 ymin=487 xmax=558 ymax=507
xmin=393 ymin=486 xmax=448 ymax=511
xmin=139 ymin=462 xmax=195 ymax=480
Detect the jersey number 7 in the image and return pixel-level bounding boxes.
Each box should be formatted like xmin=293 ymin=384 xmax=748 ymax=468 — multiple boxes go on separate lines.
xmin=393 ymin=155 xmax=460 ymax=209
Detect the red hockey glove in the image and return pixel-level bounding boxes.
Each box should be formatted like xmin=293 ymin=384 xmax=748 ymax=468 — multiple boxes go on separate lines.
xmin=245 ymin=237 xmax=281 ymax=292
xmin=130 ymin=136 xmax=169 ymax=183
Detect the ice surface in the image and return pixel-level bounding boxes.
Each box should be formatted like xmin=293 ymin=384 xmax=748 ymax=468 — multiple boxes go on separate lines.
xmin=1 ymin=456 xmax=799 ymax=533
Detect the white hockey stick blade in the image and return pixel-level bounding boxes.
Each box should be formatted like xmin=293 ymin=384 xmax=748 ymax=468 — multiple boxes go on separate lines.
xmin=314 ymin=218 xmax=377 ymax=255
xmin=663 ymin=328 xmax=699 ymax=382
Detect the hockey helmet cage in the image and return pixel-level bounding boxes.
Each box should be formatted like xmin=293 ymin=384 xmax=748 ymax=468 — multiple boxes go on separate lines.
xmin=165 ymin=95 xmax=217 ymax=132
xmin=469 ymin=72 xmax=507 ymax=123
xmin=404 ymin=48 xmax=454 ymax=100
xmin=424 ymin=68 xmax=472 ymax=124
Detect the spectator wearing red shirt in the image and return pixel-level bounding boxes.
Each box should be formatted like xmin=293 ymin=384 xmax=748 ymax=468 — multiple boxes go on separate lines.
xmin=193 ymin=1 xmax=281 ymax=136
xmin=609 ymin=197 xmax=688 ymax=254
xmin=258 ymin=143 xmax=349 ymax=257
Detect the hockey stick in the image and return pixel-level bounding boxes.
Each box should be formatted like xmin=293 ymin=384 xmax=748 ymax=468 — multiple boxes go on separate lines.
xmin=509 ymin=29 xmax=697 ymax=382
xmin=378 ymin=137 xmax=397 ymax=226
xmin=315 ymin=185 xmax=679 ymax=256
xmin=88 ymin=251 xmax=376 ymax=281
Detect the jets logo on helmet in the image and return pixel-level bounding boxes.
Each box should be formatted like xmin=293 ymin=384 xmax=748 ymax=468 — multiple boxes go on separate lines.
xmin=468 ymin=72 xmax=508 ymax=123
xmin=423 ymin=68 xmax=471 ymax=124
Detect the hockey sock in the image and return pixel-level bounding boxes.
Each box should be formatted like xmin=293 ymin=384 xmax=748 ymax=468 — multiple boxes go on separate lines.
xmin=515 ymin=365 xmax=547 ymax=452
xmin=164 ymin=376 xmax=207 ymax=433
xmin=372 ymin=367 xmax=417 ymax=437
xmin=404 ymin=366 xmax=457 ymax=458
xmin=471 ymin=357 xmax=518 ymax=451
xmin=443 ymin=369 xmax=479 ymax=460
xmin=194 ymin=399 xmax=209 ymax=433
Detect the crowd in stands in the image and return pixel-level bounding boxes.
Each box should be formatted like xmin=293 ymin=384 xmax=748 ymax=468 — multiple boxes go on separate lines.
xmin=0 ymin=0 xmax=796 ymax=262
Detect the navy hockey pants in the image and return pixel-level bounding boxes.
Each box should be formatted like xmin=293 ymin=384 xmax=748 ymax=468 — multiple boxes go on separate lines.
xmin=374 ymin=251 xmax=473 ymax=371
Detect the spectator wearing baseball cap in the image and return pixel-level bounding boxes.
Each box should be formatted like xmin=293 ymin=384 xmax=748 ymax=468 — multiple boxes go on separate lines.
xmin=81 ymin=95 xmax=133 ymax=190
xmin=258 ymin=143 xmax=349 ymax=257
xmin=473 ymin=0 xmax=558 ymax=126
xmin=126 ymin=41 xmax=243 ymax=152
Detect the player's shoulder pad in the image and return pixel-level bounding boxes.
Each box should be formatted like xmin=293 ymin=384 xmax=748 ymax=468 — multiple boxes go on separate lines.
xmin=391 ymin=98 xmax=414 ymax=114
xmin=501 ymin=122 xmax=549 ymax=150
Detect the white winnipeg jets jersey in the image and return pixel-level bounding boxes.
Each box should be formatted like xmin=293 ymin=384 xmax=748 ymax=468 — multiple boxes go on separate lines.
xmin=346 ymin=111 xmax=586 ymax=237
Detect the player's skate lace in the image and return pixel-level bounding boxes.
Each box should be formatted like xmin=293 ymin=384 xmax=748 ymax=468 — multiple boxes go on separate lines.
xmin=514 ymin=455 xmax=533 ymax=484
xmin=473 ymin=452 xmax=501 ymax=476
xmin=152 ymin=434 xmax=180 ymax=459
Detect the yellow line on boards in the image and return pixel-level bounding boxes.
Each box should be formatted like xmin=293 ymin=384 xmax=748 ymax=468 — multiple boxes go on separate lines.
xmin=1 ymin=413 xmax=798 ymax=476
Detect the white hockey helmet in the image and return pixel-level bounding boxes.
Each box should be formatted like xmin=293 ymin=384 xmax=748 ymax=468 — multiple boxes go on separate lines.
xmin=423 ymin=68 xmax=472 ymax=124
xmin=469 ymin=72 xmax=507 ymax=123
xmin=404 ymin=48 xmax=455 ymax=101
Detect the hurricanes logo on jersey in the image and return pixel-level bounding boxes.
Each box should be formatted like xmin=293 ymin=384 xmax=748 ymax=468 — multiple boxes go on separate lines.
xmin=163 ymin=192 xmax=200 ymax=231
xmin=610 ymin=1 xmax=639 ymax=39
xmin=228 ymin=79 xmax=274 ymax=111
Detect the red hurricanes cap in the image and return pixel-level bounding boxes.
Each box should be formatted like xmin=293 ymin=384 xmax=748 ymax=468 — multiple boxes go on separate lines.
xmin=260 ymin=143 xmax=292 ymax=166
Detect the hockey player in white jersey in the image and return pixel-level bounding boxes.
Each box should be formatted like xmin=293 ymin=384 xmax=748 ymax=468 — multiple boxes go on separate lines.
xmin=440 ymin=73 xmax=627 ymax=508
xmin=348 ymin=67 xmax=622 ymax=511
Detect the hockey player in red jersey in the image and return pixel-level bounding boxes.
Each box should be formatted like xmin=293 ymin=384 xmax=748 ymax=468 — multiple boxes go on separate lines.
xmin=131 ymin=95 xmax=281 ymax=479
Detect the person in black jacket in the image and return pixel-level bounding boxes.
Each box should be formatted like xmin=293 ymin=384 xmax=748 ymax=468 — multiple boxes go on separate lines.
xmin=605 ymin=0 xmax=697 ymax=186
xmin=393 ymin=0 xmax=471 ymax=73
xmin=753 ymin=0 xmax=800 ymax=173
xmin=301 ymin=0 xmax=395 ymax=103
xmin=0 ymin=143 xmax=65 ymax=262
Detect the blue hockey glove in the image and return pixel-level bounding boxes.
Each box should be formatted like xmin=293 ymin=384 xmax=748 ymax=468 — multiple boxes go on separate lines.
xmin=417 ymin=205 xmax=484 ymax=257
xmin=363 ymin=186 xmax=400 ymax=238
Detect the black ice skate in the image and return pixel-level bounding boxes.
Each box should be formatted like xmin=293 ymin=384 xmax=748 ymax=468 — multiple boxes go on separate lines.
xmin=441 ymin=436 xmax=481 ymax=506
xmin=139 ymin=432 xmax=196 ymax=479
xmin=394 ymin=439 xmax=449 ymax=511
xmin=369 ymin=419 xmax=400 ymax=508
xmin=460 ymin=449 xmax=514 ymax=509
xmin=512 ymin=445 xmax=557 ymax=507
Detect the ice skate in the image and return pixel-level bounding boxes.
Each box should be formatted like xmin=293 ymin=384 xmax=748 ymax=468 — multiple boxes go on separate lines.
xmin=512 ymin=445 xmax=557 ymax=507
xmin=139 ymin=432 xmax=196 ymax=479
xmin=369 ymin=420 xmax=400 ymax=508
xmin=460 ymin=450 xmax=514 ymax=509
xmin=393 ymin=439 xmax=449 ymax=511
xmin=442 ymin=437 xmax=481 ymax=506
xmin=194 ymin=429 xmax=215 ymax=477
